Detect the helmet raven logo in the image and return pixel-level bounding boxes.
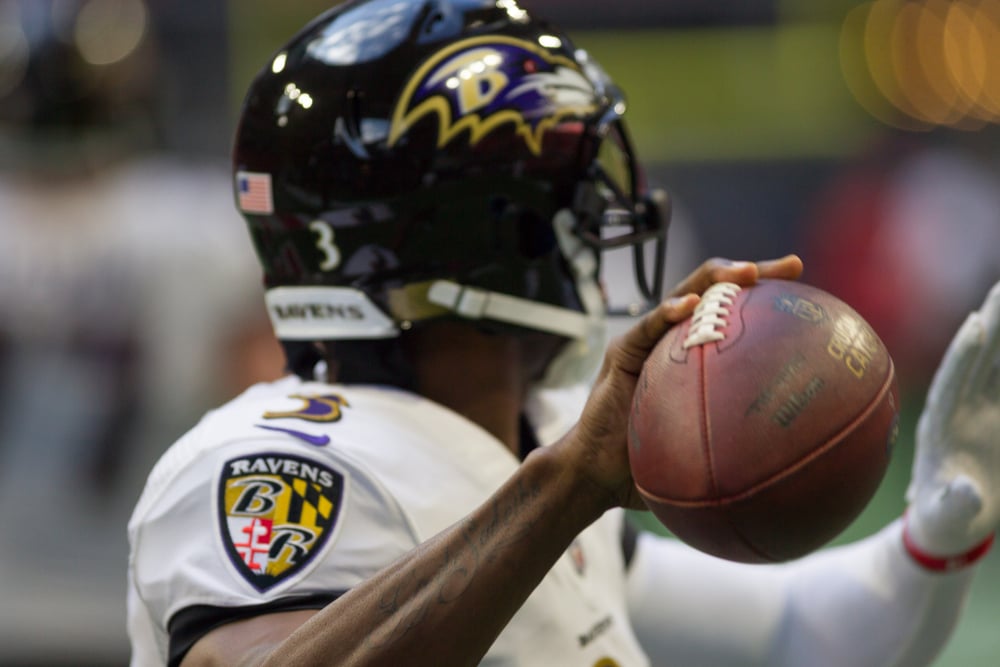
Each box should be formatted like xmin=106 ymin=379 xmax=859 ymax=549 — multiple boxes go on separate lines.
xmin=388 ymin=36 xmax=598 ymax=155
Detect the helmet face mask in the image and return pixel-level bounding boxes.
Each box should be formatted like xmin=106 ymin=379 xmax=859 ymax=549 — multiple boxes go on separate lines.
xmin=233 ymin=0 xmax=669 ymax=386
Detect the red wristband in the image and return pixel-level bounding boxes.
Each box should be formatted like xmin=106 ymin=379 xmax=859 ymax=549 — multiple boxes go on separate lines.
xmin=902 ymin=513 xmax=996 ymax=573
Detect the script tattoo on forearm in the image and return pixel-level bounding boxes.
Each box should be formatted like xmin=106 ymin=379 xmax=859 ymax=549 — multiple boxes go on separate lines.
xmin=479 ymin=476 xmax=543 ymax=553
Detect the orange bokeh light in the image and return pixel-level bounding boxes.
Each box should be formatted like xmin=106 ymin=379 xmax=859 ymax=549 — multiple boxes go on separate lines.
xmin=842 ymin=0 xmax=1000 ymax=129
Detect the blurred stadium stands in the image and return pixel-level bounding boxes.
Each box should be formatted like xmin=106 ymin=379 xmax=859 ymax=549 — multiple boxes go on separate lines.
xmin=1 ymin=1 xmax=997 ymax=664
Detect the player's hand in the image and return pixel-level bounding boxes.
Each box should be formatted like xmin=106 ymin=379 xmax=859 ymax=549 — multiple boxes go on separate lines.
xmin=666 ymin=254 xmax=804 ymax=299
xmin=906 ymin=280 xmax=1000 ymax=557
xmin=567 ymin=255 xmax=804 ymax=511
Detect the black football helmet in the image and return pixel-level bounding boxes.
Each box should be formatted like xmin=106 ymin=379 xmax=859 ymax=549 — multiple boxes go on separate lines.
xmin=233 ymin=0 xmax=669 ymax=387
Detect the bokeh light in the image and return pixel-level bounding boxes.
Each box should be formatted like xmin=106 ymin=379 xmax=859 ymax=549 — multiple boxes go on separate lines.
xmin=842 ymin=0 xmax=1000 ymax=130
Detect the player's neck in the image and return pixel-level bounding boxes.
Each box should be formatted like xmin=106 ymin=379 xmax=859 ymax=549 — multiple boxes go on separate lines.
xmin=410 ymin=325 xmax=529 ymax=456
xmin=424 ymin=377 xmax=524 ymax=455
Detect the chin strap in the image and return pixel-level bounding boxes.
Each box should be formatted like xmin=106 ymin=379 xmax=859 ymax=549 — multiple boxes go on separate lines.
xmin=425 ymin=279 xmax=607 ymax=389
xmin=902 ymin=510 xmax=996 ymax=573
xmin=425 ymin=280 xmax=592 ymax=339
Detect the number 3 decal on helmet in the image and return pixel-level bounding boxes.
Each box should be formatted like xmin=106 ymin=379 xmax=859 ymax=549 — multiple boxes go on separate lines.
xmin=309 ymin=221 xmax=341 ymax=271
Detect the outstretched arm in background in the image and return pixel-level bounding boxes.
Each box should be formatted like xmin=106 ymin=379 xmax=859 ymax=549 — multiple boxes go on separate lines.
xmin=627 ymin=280 xmax=1000 ymax=667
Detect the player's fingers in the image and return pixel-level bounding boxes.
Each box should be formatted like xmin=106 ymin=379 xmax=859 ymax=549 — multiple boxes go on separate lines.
xmin=668 ymin=258 xmax=755 ymax=298
xmin=610 ymin=294 xmax=700 ymax=378
xmin=668 ymin=255 xmax=802 ymax=298
xmin=926 ymin=310 xmax=983 ymax=422
xmin=640 ymin=293 xmax=701 ymax=348
xmin=756 ymin=254 xmax=804 ymax=282
xmin=967 ymin=280 xmax=1000 ymax=397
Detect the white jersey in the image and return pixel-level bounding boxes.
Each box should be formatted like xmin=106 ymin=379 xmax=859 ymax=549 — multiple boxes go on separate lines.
xmin=128 ymin=376 xmax=649 ymax=667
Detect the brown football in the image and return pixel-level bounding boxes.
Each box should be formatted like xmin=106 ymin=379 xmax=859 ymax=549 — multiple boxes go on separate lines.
xmin=628 ymin=279 xmax=899 ymax=563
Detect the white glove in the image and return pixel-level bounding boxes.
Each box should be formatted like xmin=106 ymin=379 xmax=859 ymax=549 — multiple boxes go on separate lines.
xmin=906 ymin=280 xmax=1000 ymax=561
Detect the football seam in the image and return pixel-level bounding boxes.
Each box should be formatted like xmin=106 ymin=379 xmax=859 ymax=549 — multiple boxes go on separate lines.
xmin=698 ymin=344 xmax=719 ymax=500
xmin=637 ymin=357 xmax=897 ymax=508
xmin=729 ymin=524 xmax=777 ymax=561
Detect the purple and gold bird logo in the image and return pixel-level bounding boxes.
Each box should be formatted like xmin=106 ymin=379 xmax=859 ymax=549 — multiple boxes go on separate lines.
xmin=388 ymin=36 xmax=598 ymax=155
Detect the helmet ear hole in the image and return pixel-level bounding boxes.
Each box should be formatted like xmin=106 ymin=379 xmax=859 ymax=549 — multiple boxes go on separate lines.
xmin=516 ymin=209 xmax=556 ymax=259
xmin=488 ymin=195 xmax=511 ymax=219
xmin=488 ymin=198 xmax=556 ymax=260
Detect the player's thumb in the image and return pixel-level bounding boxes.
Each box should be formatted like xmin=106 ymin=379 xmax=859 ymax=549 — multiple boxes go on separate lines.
xmin=909 ymin=475 xmax=986 ymax=554
xmin=611 ymin=294 xmax=699 ymax=378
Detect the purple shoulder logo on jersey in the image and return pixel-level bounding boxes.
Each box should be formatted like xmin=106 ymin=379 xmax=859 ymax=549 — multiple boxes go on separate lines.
xmin=388 ymin=35 xmax=598 ymax=155
xmin=217 ymin=453 xmax=345 ymax=592
xmin=262 ymin=393 xmax=349 ymax=422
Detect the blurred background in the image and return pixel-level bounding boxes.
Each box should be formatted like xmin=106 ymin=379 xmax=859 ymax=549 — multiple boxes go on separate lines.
xmin=1 ymin=0 xmax=998 ymax=664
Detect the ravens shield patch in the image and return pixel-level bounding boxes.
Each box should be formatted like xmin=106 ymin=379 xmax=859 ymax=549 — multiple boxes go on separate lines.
xmin=218 ymin=453 xmax=345 ymax=592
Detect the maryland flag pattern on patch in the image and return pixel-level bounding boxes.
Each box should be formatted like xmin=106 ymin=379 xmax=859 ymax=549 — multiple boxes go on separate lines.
xmin=218 ymin=453 xmax=345 ymax=592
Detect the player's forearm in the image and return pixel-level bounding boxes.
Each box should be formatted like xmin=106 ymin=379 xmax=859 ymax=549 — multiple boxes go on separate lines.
xmin=261 ymin=442 xmax=608 ymax=667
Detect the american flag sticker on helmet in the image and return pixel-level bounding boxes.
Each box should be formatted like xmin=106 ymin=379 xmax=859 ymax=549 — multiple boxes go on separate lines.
xmin=236 ymin=171 xmax=274 ymax=214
